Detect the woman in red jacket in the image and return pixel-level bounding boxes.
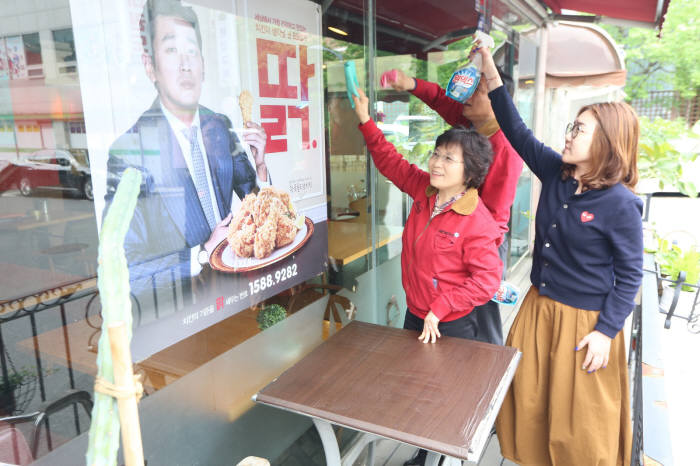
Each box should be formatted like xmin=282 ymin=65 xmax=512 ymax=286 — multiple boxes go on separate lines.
xmin=352 ymin=88 xmax=503 ymax=344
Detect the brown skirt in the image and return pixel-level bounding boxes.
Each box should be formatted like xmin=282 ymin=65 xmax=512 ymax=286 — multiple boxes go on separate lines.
xmin=496 ymin=287 xmax=631 ymax=466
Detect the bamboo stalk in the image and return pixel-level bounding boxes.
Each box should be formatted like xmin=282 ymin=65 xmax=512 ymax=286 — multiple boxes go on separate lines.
xmin=87 ymin=168 xmax=142 ymax=466
xmin=108 ymin=321 xmax=144 ymax=466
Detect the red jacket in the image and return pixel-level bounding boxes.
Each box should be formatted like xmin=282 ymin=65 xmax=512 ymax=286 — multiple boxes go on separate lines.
xmin=359 ymin=120 xmax=502 ymax=322
xmin=411 ymin=78 xmax=523 ymax=235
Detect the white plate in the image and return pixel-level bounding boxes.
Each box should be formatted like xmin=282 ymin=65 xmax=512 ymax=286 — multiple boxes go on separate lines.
xmin=221 ymin=221 xmax=308 ymax=269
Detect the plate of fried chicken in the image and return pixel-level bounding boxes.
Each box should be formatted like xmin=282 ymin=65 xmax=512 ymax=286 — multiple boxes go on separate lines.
xmin=209 ymin=187 xmax=314 ymax=273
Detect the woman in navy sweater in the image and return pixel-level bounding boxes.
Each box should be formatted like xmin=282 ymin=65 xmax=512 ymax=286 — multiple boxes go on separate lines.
xmin=475 ymin=45 xmax=643 ymax=465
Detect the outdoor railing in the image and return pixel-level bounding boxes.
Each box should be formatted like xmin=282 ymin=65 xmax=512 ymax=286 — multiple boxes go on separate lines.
xmin=0 ymin=275 xmax=151 ymax=457
xmin=0 ymin=278 xmax=98 ymax=455
xmin=631 ymin=90 xmax=700 ymax=126
xmin=629 ymin=254 xmax=674 ymax=465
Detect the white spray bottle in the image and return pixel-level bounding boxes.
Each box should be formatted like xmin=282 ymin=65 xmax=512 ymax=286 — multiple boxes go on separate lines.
xmin=445 ymin=30 xmax=495 ymax=103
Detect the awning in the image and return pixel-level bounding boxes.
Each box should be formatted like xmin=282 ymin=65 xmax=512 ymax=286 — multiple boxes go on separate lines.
xmin=543 ymin=0 xmax=671 ymax=27
xmin=322 ymin=0 xmax=671 ymax=56
xmin=520 ymin=22 xmax=626 ymax=88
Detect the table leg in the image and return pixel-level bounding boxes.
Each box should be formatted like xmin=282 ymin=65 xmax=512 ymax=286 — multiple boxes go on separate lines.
xmin=312 ymin=418 xmax=342 ymax=466
xmin=425 ymin=452 xmax=441 ymax=466
xmin=339 ymin=430 xmax=380 ymax=465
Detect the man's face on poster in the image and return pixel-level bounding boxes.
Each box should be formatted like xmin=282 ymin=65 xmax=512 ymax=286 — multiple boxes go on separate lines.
xmin=147 ymin=15 xmax=203 ymax=114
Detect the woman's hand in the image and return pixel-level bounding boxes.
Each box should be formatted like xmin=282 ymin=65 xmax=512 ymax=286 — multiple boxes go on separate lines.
xmin=380 ymin=69 xmax=416 ymax=92
xmin=471 ymin=39 xmax=502 ymax=92
xmin=576 ymin=330 xmax=612 ymax=373
xmin=351 ymin=87 xmax=371 ymax=124
xmin=419 ymin=311 xmax=441 ymax=343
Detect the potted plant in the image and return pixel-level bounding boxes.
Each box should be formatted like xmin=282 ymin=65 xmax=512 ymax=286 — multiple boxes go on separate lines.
xmin=256 ymin=304 xmax=288 ymax=331
xmin=0 ymin=367 xmax=37 ymax=416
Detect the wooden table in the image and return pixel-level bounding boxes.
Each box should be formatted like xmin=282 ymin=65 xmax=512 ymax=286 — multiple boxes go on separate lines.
xmin=255 ymin=321 xmax=520 ymax=465
xmin=327 ymin=221 xmax=403 ymax=266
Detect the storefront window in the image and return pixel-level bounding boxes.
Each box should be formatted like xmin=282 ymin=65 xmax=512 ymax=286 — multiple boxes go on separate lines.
xmin=509 ymin=32 xmax=538 ymax=266
xmin=52 ymin=28 xmax=77 ymax=74
xmin=1 ymin=0 xmax=534 ymax=463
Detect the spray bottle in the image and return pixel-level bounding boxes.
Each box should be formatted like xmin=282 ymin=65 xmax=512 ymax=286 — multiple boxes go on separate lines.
xmin=445 ymin=30 xmax=495 ymax=103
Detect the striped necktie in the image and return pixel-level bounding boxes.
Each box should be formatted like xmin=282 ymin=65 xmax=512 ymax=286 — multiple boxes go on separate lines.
xmin=184 ymin=126 xmax=216 ymax=230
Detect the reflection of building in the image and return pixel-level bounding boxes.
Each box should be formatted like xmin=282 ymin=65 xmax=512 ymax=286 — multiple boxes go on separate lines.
xmin=0 ymin=3 xmax=83 ymax=161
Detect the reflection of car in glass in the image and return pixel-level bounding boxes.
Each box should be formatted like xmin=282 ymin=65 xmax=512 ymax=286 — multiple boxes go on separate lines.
xmin=5 ymin=149 xmax=93 ymax=200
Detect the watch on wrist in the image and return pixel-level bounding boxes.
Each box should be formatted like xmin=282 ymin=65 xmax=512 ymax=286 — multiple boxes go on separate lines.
xmin=197 ymin=245 xmax=209 ymax=265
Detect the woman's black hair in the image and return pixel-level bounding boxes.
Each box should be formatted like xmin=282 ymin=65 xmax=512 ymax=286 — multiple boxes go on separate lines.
xmin=434 ymin=126 xmax=493 ymax=189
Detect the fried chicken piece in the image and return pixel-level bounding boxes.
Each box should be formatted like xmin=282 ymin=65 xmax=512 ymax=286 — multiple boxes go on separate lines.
xmin=257 ymin=186 xmax=290 ymax=208
xmin=239 ymin=90 xmax=253 ymax=126
xmin=240 ymin=192 xmax=257 ymax=214
xmin=252 ymin=190 xmax=273 ymax=226
xmin=230 ymin=193 xmax=257 ymax=232
xmin=253 ymin=193 xmax=287 ymax=227
xmin=228 ymin=186 xmax=299 ymax=259
xmin=278 ymin=190 xmax=291 ymax=208
xmin=266 ymin=186 xmax=290 ymax=208
xmin=254 ymin=212 xmax=279 ymax=259
xmin=276 ymin=211 xmax=298 ymax=248
xmin=228 ymin=215 xmax=256 ymax=258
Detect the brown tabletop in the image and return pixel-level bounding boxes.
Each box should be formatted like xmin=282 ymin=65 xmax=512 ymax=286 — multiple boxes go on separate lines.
xmin=327 ymin=221 xmax=403 ymax=266
xmin=256 ymin=320 xmax=520 ymax=461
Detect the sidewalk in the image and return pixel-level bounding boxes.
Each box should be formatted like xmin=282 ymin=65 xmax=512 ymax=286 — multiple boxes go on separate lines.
xmin=646 ymin=196 xmax=700 ymax=466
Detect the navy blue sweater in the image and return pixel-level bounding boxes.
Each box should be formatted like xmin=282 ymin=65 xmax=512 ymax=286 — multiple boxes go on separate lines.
xmin=489 ymin=85 xmax=643 ymax=338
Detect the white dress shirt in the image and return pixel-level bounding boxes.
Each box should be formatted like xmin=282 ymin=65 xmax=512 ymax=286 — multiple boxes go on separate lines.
xmin=160 ymin=103 xmax=269 ymax=276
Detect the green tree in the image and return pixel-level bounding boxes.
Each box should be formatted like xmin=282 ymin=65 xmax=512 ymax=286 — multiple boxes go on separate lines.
xmin=603 ymin=0 xmax=700 ymax=100
xmin=637 ymin=116 xmax=699 ymax=196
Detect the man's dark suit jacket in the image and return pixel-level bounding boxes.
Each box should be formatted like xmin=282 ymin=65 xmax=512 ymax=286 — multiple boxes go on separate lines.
xmin=104 ymin=100 xmax=257 ymax=293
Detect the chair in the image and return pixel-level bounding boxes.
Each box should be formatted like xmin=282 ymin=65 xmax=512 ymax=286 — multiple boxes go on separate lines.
xmin=287 ymin=283 xmax=357 ymax=340
xmin=0 ymin=389 xmax=93 ymax=463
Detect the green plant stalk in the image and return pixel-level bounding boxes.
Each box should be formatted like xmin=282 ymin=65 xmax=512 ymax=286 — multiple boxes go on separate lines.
xmin=86 ymin=168 xmax=142 ymax=466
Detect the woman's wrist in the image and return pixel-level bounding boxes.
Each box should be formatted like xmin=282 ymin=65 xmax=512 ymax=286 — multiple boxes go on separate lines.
xmin=484 ymin=74 xmax=503 ymax=92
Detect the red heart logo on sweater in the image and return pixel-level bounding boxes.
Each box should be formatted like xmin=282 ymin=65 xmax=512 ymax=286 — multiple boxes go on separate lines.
xmin=581 ymin=211 xmax=595 ymax=223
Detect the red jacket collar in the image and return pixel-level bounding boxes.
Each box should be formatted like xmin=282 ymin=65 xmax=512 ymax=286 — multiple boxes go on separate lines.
xmin=424 ymin=186 xmax=479 ymax=216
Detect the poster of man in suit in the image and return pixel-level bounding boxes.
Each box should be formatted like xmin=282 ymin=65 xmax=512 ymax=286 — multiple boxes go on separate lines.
xmin=72 ymin=0 xmax=327 ymax=359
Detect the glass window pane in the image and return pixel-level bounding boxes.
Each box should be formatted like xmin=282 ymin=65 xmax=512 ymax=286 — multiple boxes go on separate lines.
xmin=52 ymin=28 xmax=77 ymax=74
xmin=322 ymin=11 xmax=371 ymax=292
xmin=22 ymin=33 xmax=42 ymax=66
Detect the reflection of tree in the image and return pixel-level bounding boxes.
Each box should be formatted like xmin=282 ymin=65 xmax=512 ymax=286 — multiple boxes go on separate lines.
xmin=401 ymin=32 xmax=508 ymax=170
xmin=320 ymin=33 xmax=509 ymax=171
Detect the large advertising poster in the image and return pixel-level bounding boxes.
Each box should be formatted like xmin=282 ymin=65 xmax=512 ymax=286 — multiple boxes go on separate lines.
xmin=4 ymin=36 xmax=27 ymax=80
xmin=0 ymin=39 xmax=9 ymax=81
xmin=71 ymin=0 xmax=327 ymax=360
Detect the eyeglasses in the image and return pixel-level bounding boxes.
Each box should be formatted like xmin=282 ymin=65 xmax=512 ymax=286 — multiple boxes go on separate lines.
xmin=429 ymin=151 xmax=464 ymax=165
xmin=565 ymin=122 xmax=583 ymax=139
